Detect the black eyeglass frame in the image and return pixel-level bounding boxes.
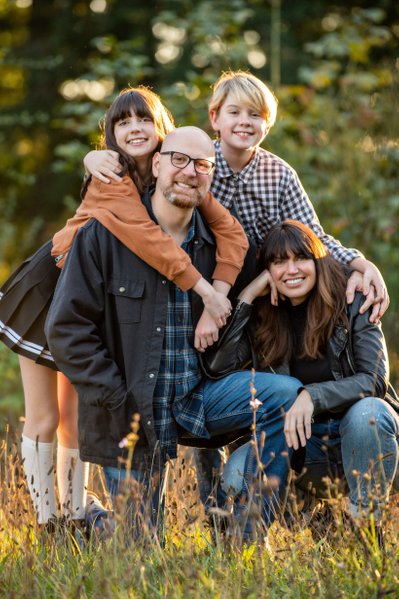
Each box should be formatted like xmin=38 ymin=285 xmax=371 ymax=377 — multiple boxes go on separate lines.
xmin=159 ymin=151 xmax=215 ymax=175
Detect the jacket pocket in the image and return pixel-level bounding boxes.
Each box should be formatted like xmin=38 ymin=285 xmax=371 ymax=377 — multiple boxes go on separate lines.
xmin=107 ymin=278 xmax=145 ymax=323
xmin=79 ymin=405 xmax=119 ymax=460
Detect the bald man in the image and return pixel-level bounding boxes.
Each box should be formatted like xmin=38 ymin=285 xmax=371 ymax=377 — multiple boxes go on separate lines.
xmin=46 ymin=127 xmax=299 ymax=539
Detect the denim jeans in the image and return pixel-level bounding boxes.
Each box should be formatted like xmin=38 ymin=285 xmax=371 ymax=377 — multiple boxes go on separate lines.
xmin=197 ymin=371 xmax=299 ymax=527
xmin=297 ymin=397 xmax=399 ymax=519
xmin=103 ymin=370 xmax=298 ymax=535
xmin=193 ymin=446 xmax=228 ymax=512
xmin=221 ymin=397 xmax=399 ymax=522
xmin=103 ymin=463 xmax=167 ymax=541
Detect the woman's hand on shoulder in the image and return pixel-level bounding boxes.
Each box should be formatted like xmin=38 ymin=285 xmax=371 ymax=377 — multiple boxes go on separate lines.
xmin=84 ymin=150 xmax=122 ymax=183
xmin=238 ymin=269 xmax=277 ymax=305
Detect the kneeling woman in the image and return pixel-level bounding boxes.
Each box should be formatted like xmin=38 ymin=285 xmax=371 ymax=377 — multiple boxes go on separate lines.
xmin=206 ymin=219 xmax=399 ymax=523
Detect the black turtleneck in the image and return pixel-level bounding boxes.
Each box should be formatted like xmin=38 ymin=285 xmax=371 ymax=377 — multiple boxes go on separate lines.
xmin=287 ymin=299 xmax=333 ymax=384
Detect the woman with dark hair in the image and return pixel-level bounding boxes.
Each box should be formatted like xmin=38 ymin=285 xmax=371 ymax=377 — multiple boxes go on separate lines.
xmin=206 ymin=219 xmax=399 ymax=529
xmin=0 ymin=86 xmax=247 ymax=529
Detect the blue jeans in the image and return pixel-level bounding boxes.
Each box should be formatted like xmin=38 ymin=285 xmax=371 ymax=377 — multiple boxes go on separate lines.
xmin=103 ymin=463 xmax=166 ymax=540
xmin=198 ymin=371 xmax=299 ymax=527
xmin=297 ymin=397 xmax=399 ymax=519
xmin=222 ymin=397 xmax=399 ymax=522
xmin=193 ymin=446 xmax=228 ymax=512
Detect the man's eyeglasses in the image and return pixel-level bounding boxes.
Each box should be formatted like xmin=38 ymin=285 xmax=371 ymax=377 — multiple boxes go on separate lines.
xmin=160 ymin=151 xmax=215 ymax=175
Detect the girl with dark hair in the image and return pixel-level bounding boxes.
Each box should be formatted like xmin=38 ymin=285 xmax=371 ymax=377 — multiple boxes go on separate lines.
xmin=0 ymin=86 xmax=248 ymax=529
xmin=206 ymin=219 xmax=399 ymax=528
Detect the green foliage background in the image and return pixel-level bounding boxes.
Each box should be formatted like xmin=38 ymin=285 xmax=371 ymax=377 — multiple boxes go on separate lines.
xmin=0 ymin=0 xmax=398 ymax=423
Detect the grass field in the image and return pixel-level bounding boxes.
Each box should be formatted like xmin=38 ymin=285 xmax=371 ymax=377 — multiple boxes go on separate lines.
xmin=1 ymin=424 xmax=399 ymax=599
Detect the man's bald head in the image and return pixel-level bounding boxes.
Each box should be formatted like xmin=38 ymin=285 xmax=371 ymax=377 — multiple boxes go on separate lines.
xmin=160 ymin=126 xmax=215 ymax=159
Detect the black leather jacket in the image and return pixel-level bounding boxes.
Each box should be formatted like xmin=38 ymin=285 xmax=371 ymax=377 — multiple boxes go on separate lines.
xmin=204 ymin=292 xmax=399 ymax=417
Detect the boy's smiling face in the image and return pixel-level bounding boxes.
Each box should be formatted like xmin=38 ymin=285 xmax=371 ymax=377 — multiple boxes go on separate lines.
xmin=210 ymin=92 xmax=268 ymax=157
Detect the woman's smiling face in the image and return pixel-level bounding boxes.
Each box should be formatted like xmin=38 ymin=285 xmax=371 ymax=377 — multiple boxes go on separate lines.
xmin=269 ymin=251 xmax=316 ymax=305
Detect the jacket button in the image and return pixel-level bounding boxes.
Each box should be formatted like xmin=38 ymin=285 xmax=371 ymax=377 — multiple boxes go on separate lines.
xmin=156 ymin=327 xmax=161 ymax=332
xmin=119 ymin=287 xmax=126 ymax=293
xmin=148 ymin=373 xmax=155 ymax=378
xmin=161 ymin=280 xmax=167 ymax=285
xmin=147 ymin=420 xmax=152 ymax=426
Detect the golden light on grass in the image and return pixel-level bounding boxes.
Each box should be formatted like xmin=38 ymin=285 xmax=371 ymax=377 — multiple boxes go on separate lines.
xmin=1 ymin=389 xmax=399 ymax=596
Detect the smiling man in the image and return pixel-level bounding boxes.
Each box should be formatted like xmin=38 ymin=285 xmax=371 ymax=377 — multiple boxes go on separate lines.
xmin=46 ymin=126 xmax=300 ymax=540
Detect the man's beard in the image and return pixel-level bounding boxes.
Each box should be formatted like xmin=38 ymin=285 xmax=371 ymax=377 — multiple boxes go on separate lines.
xmin=163 ymin=182 xmax=203 ymax=209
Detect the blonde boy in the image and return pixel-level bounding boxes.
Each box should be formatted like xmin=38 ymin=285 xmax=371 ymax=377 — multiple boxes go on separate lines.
xmin=207 ymin=70 xmax=387 ymax=320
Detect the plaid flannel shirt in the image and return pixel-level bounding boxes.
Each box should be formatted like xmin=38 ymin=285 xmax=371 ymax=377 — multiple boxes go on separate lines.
xmin=210 ymin=140 xmax=361 ymax=264
xmin=152 ymin=215 xmax=208 ymax=460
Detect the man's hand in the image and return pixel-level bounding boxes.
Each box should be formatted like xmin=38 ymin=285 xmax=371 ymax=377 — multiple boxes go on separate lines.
xmin=284 ymin=390 xmax=314 ymax=450
xmin=346 ymin=259 xmax=389 ymax=323
xmin=84 ymin=150 xmax=123 ymax=183
xmin=194 ymin=308 xmax=220 ymax=352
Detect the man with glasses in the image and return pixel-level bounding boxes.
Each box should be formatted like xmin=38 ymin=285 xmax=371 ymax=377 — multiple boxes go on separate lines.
xmin=46 ymin=126 xmax=300 ymax=540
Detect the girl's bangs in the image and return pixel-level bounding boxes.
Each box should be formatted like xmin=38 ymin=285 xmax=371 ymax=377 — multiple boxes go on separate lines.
xmin=111 ymin=91 xmax=154 ymax=124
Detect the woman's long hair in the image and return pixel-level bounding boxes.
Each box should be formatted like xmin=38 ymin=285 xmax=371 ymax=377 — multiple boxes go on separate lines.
xmin=101 ymin=86 xmax=175 ymax=193
xmin=254 ymin=220 xmax=349 ymax=367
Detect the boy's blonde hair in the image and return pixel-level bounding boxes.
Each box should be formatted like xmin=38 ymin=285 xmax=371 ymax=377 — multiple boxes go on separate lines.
xmin=209 ymin=70 xmax=278 ymax=129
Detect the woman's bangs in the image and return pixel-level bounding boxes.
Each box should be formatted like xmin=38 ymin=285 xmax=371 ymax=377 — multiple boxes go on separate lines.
xmin=264 ymin=228 xmax=314 ymax=265
xmin=265 ymin=238 xmax=290 ymax=264
xmin=286 ymin=232 xmax=314 ymax=260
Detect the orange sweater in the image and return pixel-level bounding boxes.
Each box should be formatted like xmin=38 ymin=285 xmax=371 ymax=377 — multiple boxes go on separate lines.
xmin=52 ymin=176 xmax=249 ymax=291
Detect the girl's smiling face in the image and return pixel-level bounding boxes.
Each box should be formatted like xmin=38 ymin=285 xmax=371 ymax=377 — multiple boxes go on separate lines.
xmin=103 ymin=88 xmax=175 ymax=185
xmin=114 ymin=111 xmax=159 ymax=171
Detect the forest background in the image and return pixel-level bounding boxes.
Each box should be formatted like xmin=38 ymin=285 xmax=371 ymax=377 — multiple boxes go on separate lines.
xmin=0 ymin=0 xmax=398 ymax=427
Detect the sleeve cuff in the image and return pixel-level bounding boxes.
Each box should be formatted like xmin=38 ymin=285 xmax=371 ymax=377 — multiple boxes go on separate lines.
xmin=212 ymin=262 xmax=241 ymax=286
xmin=172 ymin=265 xmax=202 ymax=291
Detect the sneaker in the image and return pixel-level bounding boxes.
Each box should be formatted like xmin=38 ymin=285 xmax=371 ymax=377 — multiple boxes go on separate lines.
xmin=85 ymin=492 xmax=115 ymax=541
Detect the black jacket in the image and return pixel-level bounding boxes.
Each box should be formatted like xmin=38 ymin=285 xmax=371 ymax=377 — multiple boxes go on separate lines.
xmin=45 ymin=192 xmax=256 ymax=468
xmin=204 ymin=293 xmax=399 ymax=416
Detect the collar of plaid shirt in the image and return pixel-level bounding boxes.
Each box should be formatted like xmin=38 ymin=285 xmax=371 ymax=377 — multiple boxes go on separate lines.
xmin=213 ymin=139 xmax=261 ymax=184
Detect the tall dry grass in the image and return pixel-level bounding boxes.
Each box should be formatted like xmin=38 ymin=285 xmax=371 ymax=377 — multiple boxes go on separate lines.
xmin=1 ymin=423 xmax=399 ymax=598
